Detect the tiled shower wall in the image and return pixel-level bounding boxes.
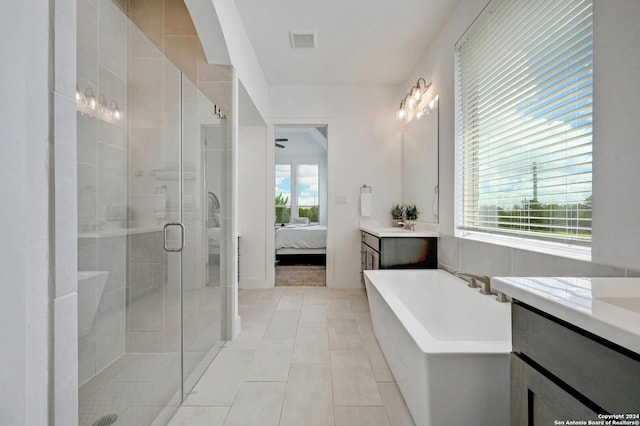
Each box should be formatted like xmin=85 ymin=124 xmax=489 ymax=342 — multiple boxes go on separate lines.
xmin=124 ymin=0 xmax=232 ymax=116
xmin=438 ymin=235 xmax=640 ymax=279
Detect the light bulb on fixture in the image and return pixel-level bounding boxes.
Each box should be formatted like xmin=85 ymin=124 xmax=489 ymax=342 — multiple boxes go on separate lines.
xmin=397 ymin=99 xmax=407 ymax=120
xmin=98 ymin=95 xmax=108 ymax=115
xmin=110 ymin=101 xmax=121 ymax=120
xmin=410 ymin=86 xmax=420 ymax=103
xmin=414 ymin=78 xmax=425 ymax=102
xmin=84 ymin=87 xmax=97 ymax=111
xmin=407 ymin=97 xmax=415 ymax=109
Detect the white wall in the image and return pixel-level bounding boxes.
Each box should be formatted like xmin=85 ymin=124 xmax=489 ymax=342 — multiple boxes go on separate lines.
xmin=1 ymin=3 xmax=29 ymax=423
xmin=1 ymin=0 xmax=77 ymax=424
xmin=591 ymin=0 xmax=640 ymax=269
xmin=208 ymin=0 xmax=270 ymax=119
xmin=269 ymin=85 xmax=403 ymax=288
xmin=238 ymin=125 xmax=270 ymax=288
xmin=405 ymin=0 xmax=640 ymax=277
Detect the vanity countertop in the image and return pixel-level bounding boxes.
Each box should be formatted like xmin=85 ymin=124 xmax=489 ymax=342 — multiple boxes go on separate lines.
xmin=360 ymin=224 xmax=439 ymax=238
xmin=492 ymin=276 xmax=640 ymax=355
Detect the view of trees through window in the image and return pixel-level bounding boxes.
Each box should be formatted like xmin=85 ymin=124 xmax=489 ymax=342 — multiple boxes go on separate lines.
xmin=297 ymin=164 xmax=319 ymax=222
xmin=456 ymin=0 xmax=593 ymax=244
xmin=275 ymin=163 xmax=319 ymax=224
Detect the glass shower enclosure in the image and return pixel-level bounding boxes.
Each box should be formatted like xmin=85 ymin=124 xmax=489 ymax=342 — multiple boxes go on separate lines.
xmin=76 ymin=1 xmax=229 ymax=424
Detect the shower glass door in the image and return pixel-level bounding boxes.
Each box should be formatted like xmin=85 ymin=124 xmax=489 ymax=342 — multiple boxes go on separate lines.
xmin=76 ymin=3 xmax=227 ymax=424
xmin=179 ymin=75 xmax=227 ymax=396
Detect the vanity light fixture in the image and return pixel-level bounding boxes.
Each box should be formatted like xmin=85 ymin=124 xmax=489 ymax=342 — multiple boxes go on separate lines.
xmin=397 ymin=78 xmax=436 ymax=123
xmin=76 ymin=86 xmax=123 ymax=124
xmin=415 ymin=94 xmax=439 ymax=119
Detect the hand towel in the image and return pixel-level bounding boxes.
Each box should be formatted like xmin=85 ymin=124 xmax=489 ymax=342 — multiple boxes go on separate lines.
xmin=360 ymin=192 xmax=372 ymax=217
xmin=155 ymin=194 xmax=166 ymax=219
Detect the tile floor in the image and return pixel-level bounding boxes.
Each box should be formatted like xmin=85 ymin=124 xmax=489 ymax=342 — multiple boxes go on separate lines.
xmin=168 ymin=286 xmax=415 ymax=426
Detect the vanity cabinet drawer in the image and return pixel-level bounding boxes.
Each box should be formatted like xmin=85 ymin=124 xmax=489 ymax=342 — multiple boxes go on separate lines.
xmin=361 ymin=231 xmax=380 ymax=251
xmin=512 ymin=302 xmax=640 ymax=414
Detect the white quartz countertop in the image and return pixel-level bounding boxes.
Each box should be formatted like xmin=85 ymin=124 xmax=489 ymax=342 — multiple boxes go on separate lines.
xmin=492 ymin=276 xmax=640 ymax=355
xmin=360 ymin=224 xmax=439 ymax=238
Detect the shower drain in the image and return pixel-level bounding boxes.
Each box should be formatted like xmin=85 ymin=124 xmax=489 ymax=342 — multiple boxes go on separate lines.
xmin=92 ymin=414 xmax=118 ymax=426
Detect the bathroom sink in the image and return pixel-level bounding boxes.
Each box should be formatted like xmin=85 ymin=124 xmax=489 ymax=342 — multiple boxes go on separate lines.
xmin=598 ymin=297 xmax=640 ymax=314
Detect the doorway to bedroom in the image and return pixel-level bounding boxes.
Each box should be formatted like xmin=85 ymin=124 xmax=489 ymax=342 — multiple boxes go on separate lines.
xmin=274 ymin=125 xmax=328 ymax=286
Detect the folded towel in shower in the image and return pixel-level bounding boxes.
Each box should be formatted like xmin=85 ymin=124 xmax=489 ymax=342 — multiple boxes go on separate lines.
xmin=155 ymin=194 xmax=166 ymax=219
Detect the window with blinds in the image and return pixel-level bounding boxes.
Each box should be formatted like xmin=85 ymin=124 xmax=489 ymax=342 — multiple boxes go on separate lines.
xmin=455 ymin=0 xmax=593 ymax=248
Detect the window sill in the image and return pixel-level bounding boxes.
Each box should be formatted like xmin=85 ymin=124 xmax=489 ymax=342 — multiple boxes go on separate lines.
xmin=455 ymin=229 xmax=592 ymax=262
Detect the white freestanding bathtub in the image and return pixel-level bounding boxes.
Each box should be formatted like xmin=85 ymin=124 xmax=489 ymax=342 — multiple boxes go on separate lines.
xmin=364 ymin=269 xmax=511 ymax=426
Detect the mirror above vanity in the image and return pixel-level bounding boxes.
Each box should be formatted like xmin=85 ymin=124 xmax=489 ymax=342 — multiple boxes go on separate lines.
xmin=402 ymin=96 xmax=439 ymax=223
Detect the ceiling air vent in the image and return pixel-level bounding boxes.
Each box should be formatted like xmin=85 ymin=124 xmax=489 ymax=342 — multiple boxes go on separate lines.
xmin=289 ymin=31 xmax=316 ymax=49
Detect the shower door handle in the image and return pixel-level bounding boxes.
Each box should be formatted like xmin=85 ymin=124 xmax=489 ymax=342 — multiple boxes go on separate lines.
xmin=163 ymin=222 xmax=185 ymax=252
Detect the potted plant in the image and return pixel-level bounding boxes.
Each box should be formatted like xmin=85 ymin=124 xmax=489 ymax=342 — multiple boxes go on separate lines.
xmin=405 ymin=203 xmax=420 ymax=221
xmin=390 ymin=204 xmax=405 ymax=222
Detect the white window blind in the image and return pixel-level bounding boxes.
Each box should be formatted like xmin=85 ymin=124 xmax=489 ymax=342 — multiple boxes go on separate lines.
xmin=455 ymin=0 xmax=593 ymax=246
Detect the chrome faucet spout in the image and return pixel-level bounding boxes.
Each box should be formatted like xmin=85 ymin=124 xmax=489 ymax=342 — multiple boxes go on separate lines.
xmin=455 ymin=272 xmax=491 ymax=294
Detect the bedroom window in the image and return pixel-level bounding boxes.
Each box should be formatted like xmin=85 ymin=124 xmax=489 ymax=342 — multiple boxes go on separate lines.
xmin=297 ymin=164 xmax=319 ymax=223
xmin=275 ymin=164 xmax=291 ymax=224
xmin=455 ymin=0 xmax=593 ymax=259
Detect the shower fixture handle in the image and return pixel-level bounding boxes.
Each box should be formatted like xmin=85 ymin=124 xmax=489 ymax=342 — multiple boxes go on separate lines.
xmin=163 ymin=222 xmax=185 ymax=252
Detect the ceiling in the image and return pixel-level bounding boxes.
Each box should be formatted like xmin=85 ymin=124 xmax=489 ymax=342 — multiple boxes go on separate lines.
xmin=275 ymin=126 xmax=328 ymax=154
xmin=233 ymin=0 xmax=460 ymax=85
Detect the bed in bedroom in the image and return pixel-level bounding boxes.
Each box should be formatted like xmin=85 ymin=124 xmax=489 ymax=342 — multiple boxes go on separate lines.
xmin=275 ymin=224 xmax=327 ymax=265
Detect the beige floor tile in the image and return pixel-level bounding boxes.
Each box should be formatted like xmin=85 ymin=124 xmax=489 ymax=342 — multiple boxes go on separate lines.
xmin=303 ymin=288 xmax=328 ymax=305
xmin=245 ymin=337 xmax=294 ymax=381
xmin=222 ymin=382 xmax=286 ymax=426
xmin=354 ymin=309 xmax=373 ymax=339
xmin=291 ymin=327 xmax=330 ymax=364
xmin=331 ymin=350 xmax=382 ymax=406
xmin=171 ymin=286 xmax=410 ymax=426
xmin=378 ymin=382 xmax=415 ymax=426
xmin=328 ymin=319 xmax=363 ymax=350
xmin=168 ymin=406 xmax=229 ymax=426
xmin=281 ymin=286 xmax=306 ymax=294
xmin=183 ymin=349 xmax=254 ymax=406
xmin=238 ymin=289 xmax=261 ymax=305
xmin=276 ymin=293 xmax=304 ymax=311
xmin=280 ymin=363 xmax=334 ymax=426
xmin=243 ymin=300 xmax=279 ymax=322
xmin=334 ymin=406 xmax=390 ymax=426
xmin=361 ymin=335 xmax=393 ymax=382
xmin=347 ymin=294 xmax=370 ymax=312
xmin=264 ymin=310 xmax=300 ymax=339
xmin=224 ymin=321 xmax=267 ymax=351
xmin=327 ymin=298 xmax=354 ymax=320
xmin=299 ymin=304 xmax=327 ymax=327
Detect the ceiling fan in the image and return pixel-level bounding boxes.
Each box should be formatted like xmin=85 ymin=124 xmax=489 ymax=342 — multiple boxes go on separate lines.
xmin=275 ymin=138 xmax=288 ymax=148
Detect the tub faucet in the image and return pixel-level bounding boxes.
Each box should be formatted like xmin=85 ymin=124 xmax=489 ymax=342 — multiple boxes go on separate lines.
xmin=455 ymin=272 xmax=492 ymax=295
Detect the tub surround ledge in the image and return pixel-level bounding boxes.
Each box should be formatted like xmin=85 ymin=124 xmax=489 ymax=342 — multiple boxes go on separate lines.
xmin=492 ymin=276 xmax=640 ymax=355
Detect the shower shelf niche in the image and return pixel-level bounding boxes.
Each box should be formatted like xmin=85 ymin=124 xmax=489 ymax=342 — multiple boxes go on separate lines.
xmin=149 ymin=166 xmax=197 ymax=180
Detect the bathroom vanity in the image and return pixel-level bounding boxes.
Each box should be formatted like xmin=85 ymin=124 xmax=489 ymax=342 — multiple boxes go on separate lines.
xmin=492 ymin=277 xmax=640 ymax=424
xmin=360 ymin=225 xmax=438 ymax=283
